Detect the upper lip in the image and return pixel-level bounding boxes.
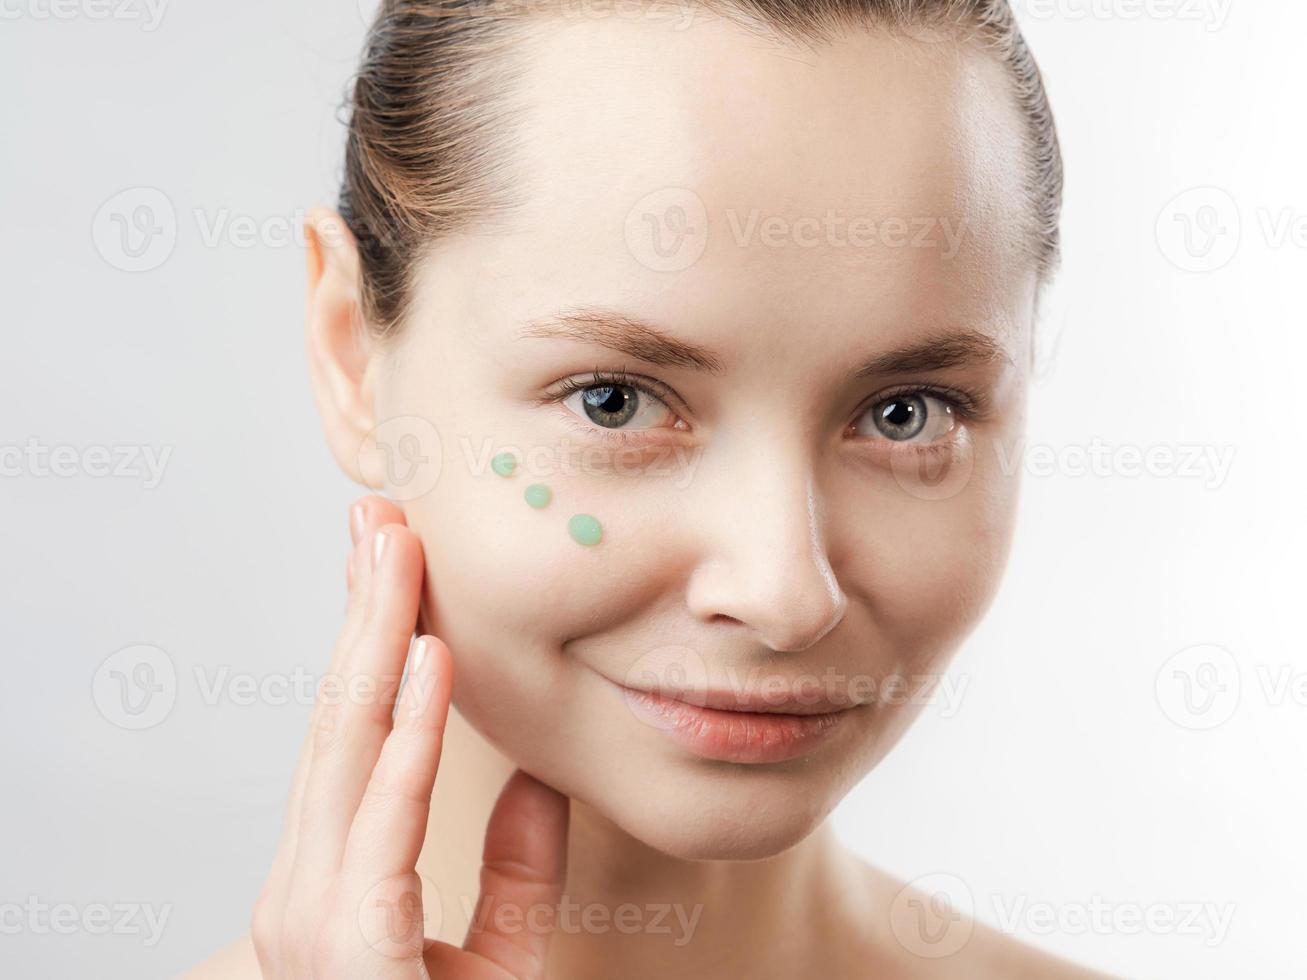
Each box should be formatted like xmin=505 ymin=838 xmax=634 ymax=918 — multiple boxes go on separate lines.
xmin=618 ymin=680 xmax=864 ymax=716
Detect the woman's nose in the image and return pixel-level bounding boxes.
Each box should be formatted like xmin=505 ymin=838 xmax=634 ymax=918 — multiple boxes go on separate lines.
xmin=684 ymin=460 xmax=847 ymax=654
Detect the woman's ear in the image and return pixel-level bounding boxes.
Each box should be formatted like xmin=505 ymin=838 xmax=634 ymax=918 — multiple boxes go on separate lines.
xmin=303 ymin=206 xmax=384 ymax=488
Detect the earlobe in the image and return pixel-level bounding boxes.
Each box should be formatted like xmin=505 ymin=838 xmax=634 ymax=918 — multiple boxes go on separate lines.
xmin=303 ymin=206 xmax=383 ymax=488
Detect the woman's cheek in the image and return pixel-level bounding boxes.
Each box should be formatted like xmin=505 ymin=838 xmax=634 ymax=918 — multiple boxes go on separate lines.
xmin=838 ymin=444 xmax=1021 ymax=673
xmin=402 ymin=437 xmax=687 ymax=650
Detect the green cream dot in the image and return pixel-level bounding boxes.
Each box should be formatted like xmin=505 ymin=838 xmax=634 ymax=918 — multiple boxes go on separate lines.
xmin=568 ymin=513 xmax=603 ymax=547
xmin=491 ymin=452 xmax=518 ymax=477
xmin=524 ymin=483 xmax=552 ymax=509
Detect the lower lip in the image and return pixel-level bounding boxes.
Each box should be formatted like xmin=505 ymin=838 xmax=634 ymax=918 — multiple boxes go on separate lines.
xmin=615 ymin=685 xmax=856 ymax=764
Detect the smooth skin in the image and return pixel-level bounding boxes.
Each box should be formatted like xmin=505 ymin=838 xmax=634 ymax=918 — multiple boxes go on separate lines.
xmin=187 ymin=497 xmax=1111 ymax=979
xmin=241 ymin=497 xmax=571 ymax=979
xmin=188 ymin=12 xmax=1118 ymax=980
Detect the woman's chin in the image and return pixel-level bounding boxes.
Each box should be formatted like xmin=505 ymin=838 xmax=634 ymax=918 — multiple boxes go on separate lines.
xmin=573 ymin=766 xmax=839 ymax=862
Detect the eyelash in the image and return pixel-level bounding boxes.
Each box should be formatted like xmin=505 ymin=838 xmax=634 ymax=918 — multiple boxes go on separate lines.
xmin=844 ymin=383 xmax=984 ymax=459
xmin=543 ymin=371 xmax=986 ymax=446
xmin=544 ymin=367 xmax=687 ymax=447
xmin=857 ymin=383 xmax=983 ymax=423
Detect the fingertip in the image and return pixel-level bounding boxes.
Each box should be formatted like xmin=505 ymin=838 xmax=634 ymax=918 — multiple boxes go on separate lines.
xmin=414 ymin=634 xmax=454 ymax=694
xmin=349 ymin=499 xmax=367 ymax=544
xmin=366 ymin=495 xmax=409 ymax=529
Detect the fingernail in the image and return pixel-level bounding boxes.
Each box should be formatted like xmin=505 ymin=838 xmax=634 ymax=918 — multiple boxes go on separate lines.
xmin=349 ymin=502 xmax=366 ymax=544
xmin=411 ymin=635 xmax=431 ymax=676
xmin=372 ymin=528 xmax=389 ymax=570
xmin=401 ymin=636 xmax=435 ymax=721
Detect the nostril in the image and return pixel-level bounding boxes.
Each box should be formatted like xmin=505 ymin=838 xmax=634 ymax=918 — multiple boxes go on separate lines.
xmin=708 ymin=612 xmax=746 ymax=629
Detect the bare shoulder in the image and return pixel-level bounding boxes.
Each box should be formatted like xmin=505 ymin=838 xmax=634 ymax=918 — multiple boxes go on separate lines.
xmin=965 ymin=916 xmax=1121 ymax=979
xmin=178 ymin=933 xmax=261 ymax=979
xmin=843 ymin=858 xmax=1122 ymax=980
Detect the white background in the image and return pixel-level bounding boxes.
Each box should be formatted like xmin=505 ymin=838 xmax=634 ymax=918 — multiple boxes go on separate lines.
xmin=2 ymin=1 xmax=1304 ymax=977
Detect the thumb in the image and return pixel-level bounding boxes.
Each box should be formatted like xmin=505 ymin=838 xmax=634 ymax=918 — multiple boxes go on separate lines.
xmin=462 ymin=769 xmax=570 ymax=978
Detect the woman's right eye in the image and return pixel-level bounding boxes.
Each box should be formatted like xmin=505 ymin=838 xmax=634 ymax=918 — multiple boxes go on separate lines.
xmin=561 ymin=382 xmax=679 ymax=431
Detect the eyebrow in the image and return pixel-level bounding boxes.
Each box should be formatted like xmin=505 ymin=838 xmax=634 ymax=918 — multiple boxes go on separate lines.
xmin=518 ymin=305 xmax=1010 ymax=378
xmin=852 ymin=330 xmax=1015 ymax=378
xmin=519 ymin=307 xmax=726 ymax=374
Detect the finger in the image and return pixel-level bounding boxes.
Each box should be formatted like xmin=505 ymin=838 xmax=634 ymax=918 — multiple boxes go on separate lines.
xmin=462 ymin=771 xmax=571 ymax=980
xmin=340 ymin=635 xmax=453 ymax=884
xmin=341 ymin=496 xmax=409 ymax=640
xmin=289 ymin=497 xmax=410 ymax=844
xmin=290 ymin=522 xmax=426 ymax=892
xmin=272 ymin=497 xmax=408 ymax=873
xmin=252 ymin=497 xmax=408 ymax=971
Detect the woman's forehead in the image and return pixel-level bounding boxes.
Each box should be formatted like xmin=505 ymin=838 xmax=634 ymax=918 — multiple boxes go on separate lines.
xmin=505 ymin=14 xmax=1029 ymax=233
xmin=399 ymin=15 xmax=1038 ymax=361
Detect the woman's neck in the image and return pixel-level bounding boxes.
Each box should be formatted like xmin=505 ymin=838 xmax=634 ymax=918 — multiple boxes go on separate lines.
xmin=416 ymin=705 xmax=875 ymax=979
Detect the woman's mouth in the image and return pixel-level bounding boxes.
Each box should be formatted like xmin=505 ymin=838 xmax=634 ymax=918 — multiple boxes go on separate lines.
xmin=607 ymin=677 xmax=862 ymax=764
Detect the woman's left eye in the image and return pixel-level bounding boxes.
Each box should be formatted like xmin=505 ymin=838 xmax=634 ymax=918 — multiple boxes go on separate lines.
xmin=562 ymin=382 xmax=677 ymax=431
xmin=852 ymin=392 xmax=957 ymax=444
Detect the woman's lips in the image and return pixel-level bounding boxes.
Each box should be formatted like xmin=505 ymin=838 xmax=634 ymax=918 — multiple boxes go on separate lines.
xmin=612 ymin=681 xmax=859 ymax=764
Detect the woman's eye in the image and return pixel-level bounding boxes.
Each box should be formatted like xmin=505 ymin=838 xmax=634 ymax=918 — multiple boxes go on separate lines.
xmin=854 ymin=392 xmax=956 ymax=443
xmin=562 ymin=383 xmax=676 ymax=431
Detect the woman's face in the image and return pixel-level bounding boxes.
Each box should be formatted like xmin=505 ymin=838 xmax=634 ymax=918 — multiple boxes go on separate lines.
xmin=370 ymin=18 xmax=1036 ymax=859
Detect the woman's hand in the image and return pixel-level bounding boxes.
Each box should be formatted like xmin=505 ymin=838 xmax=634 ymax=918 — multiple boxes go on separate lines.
xmin=250 ymin=495 xmax=570 ymax=978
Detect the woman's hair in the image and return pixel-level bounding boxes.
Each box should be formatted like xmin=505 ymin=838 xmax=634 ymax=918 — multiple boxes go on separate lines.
xmin=340 ymin=0 xmax=1063 ymax=339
